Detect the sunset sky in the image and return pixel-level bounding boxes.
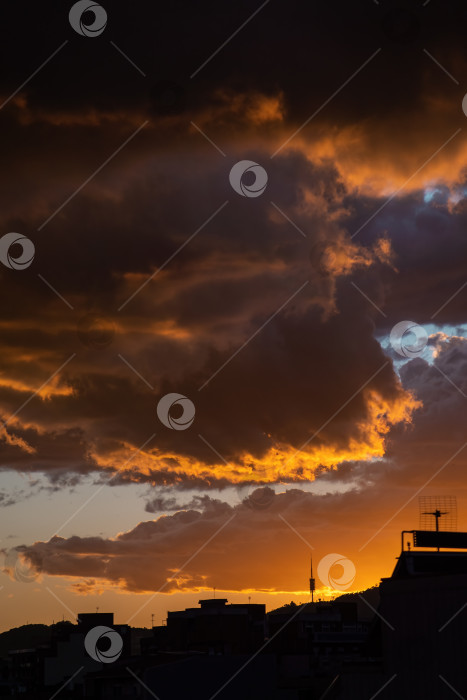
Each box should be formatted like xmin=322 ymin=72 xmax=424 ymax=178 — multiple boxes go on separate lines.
xmin=2 ymin=0 xmax=467 ymax=632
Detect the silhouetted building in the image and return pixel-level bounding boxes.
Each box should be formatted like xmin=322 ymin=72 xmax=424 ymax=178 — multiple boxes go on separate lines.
xmin=267 ymin=601 xmax=369 ymax=657
xmin=86 ymin=655 xmax=281 ymax=700
xmin=266 ymin=600 xmax=375 ymax=696
xmin=1 ymin=613 xmax=148 ymax=699
xmin=379 ymin=543 xmax=467 ymax=699
xmin=77 ymin=613 xmax=115 ymax=632
xmin=166 ymin=598 xmax=266 ymax=654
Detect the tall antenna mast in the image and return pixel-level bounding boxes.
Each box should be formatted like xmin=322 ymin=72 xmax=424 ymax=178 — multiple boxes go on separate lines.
xmin=309 ymin=556 xmax=315 ymax=603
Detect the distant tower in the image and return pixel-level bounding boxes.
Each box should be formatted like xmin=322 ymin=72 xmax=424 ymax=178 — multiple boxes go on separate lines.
xmin=309 ymin=556 xmax=316 ymax=603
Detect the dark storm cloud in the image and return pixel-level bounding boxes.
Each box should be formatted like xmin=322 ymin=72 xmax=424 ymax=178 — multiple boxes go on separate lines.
xmin=383 ymin=337 xmax=467 ymax=484
xmin=346 ymin=183 xmax=467 ymax=327
xmin=0 ymin=0 xmax=466 ymax=491
xmin=0 ymin=137 xmax=415 ymax=486
xmin=1 ymin=131 xmax=467 ymax=490
xmin=2 ymin=0 xmax=467 ymax=128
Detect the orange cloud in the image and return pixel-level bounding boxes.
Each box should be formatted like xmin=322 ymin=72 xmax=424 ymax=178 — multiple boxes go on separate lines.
xmin=90 ymin=387 xmax=420 ymax=486
xmin=321 ymin=235 xmax=395 ymax=277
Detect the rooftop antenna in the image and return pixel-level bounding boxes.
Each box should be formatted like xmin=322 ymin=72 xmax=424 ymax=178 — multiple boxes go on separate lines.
xmin=419 ymin=496 xmax=457 ymax=552
xmin=309 ymin=556 xmax=316 ymax=603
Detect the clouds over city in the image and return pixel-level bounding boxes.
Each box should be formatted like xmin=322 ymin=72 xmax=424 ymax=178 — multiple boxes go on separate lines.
xmin=2 ymin=0 xmax=467 ymax=606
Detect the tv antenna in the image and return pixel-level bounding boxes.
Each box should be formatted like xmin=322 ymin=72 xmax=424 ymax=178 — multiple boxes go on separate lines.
xmin=419 ymin=496 xmax=457 ymax=551
xmin=424 ymin=508 xmax=447 ymax=532
xmin=419 ymin=496 xmax=457 ymax=531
